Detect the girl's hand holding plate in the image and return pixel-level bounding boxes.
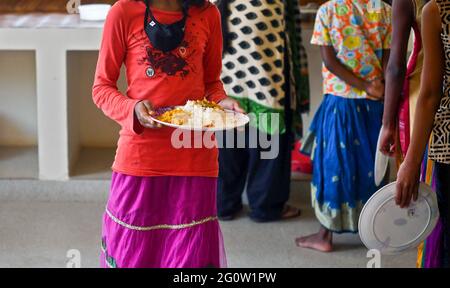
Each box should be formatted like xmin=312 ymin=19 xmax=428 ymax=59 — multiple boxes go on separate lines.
xmin=396 ymin=160 xmax=421 ymax=208
xmin=218 ymin=97 xmax=245 ymax=113
xmin=134 ymin=100 xmax=162 ymax=129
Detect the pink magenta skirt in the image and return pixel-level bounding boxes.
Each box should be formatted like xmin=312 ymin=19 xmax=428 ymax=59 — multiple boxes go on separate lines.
xmin=100 ymin=172 xmax=227 ymax=268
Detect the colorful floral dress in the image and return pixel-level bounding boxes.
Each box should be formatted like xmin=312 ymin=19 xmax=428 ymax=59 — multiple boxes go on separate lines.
xmin=306 ymin=0 xmax=391 ymax=232
xmin=311 ymin=0 xmax=391 ymax=99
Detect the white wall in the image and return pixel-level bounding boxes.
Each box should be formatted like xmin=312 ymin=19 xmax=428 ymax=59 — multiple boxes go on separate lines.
xmin=67 ymin=51 xmax=82 ymax=169
xmin=0 ymin=51 xmax=37 ymax=146
xmin=0 ymin=29 xmax=323 ymax=148
xmin=65 ymin=33 xmax=324 ymax=147
xmin=67 ymin=51 xmax=125 ymax=149
xmin=302 ymin=27 xmax=322 ymax=131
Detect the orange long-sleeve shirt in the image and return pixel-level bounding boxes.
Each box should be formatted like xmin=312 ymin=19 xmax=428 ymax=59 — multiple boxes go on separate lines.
xmin=93 ymin=0 xmax=227 ymax=177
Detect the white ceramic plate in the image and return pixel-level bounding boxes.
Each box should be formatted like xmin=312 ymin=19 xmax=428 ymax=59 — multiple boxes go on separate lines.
xmin=150 ymin=106 xmax=250 ymax=132
xmin=374 ymin=126 xmax=389 ymax=186
xmin=359 ymin=181 xmax=439 ymax=255
xmin=79 ymin=4 xmax=111 ymax=21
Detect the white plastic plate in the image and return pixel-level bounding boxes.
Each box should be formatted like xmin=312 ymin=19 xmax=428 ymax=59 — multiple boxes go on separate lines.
xmin=359 ymin=182 xmax=439 ymax=255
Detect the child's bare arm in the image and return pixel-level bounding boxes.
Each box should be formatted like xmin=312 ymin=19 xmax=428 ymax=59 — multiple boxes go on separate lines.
xmin=396 ymin=1 xmax=444 ymax=208
xmin=320 ymin=46 xmax=384 ymax=99
xmin=379 ymin=0 xmax=414 ymax=156
xmin=320 ymin=46 xmax=367 ymax=91
xmin=382 ymin=49 xmax=390 ymax=74
xmin=383 ymin=0 xmax=414 ymax=128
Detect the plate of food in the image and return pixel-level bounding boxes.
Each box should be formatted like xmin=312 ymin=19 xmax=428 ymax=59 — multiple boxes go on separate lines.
xmin=359 ymin=181 xmax=439 ymax=255
xmin=151 ymin=99 xmax=250 ymax=131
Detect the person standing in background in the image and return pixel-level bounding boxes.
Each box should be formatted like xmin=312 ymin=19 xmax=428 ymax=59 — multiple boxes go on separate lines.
xmin=378 ymin=0 xmax=441 ymax=268
xmin=396 ymin=0 xmax=450 ymax=268
xmin=296 ymin=0 xmax=391 ymax=252
xmin=380 ymin=0 xmax=428 ymax=163
xmin=216 ymin=0 xmax=310 ymax=222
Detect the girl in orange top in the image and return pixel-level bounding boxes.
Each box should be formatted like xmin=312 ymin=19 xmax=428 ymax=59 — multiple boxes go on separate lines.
xmin=93 ymin=0 xmax=242 ymax=268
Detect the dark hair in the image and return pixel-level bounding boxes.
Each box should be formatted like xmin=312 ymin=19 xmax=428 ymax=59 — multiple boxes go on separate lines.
xmin=217 ymin=0 xmax=229 ymax=53
xmin=184 ymin=0 xmax=208 ymax=7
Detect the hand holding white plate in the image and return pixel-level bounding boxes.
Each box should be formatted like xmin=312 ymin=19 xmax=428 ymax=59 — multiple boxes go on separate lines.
xmin=359 ymin=182 xmax=439 ymax=255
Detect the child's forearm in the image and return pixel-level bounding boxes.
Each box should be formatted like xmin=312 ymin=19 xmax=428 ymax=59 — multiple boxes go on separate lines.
xmin=320 ymin=46 xmax=368 ymax=92
xmin=383 ymin=52 xmax=406 ymax=129
xmin=382 ymin=50 xmax=390 ymax=74
xmin=325 ymin=59 xmax=368 ymax=91
xmin=383 ymin=0 xmax=413 ymax=128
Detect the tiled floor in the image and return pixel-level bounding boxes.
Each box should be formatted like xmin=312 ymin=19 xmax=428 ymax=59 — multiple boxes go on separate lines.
xmin=0 ymin=181 xmax=416 ymax=268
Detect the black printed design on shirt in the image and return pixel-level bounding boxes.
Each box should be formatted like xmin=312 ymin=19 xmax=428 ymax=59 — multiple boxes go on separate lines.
xmin=132 ymin=30 xmax=198 ymax=79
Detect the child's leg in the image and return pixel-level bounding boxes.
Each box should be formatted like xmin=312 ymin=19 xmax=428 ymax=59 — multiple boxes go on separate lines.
xmin=245 ymin=127 xmax=294 ymax=222
xmin=217 ymin=128 xmax=250 ymax=219
xmin=245 ymin=53 xmax=297 ymax=222
xmin=295 ymin=226 xmax=333 ymax=252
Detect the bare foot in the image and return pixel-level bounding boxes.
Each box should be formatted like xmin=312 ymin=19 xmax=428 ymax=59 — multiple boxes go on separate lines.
xmin=295 ymin=228 xmax=333 ymax=252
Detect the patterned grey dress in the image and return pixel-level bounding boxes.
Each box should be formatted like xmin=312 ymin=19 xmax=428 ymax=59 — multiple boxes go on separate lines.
xmin=217 ymin=0 xmax=309 ymax=136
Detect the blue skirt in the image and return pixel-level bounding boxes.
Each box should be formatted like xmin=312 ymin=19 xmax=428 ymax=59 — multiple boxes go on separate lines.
xmin=308 ymin=94 xmax=383 ymax=233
